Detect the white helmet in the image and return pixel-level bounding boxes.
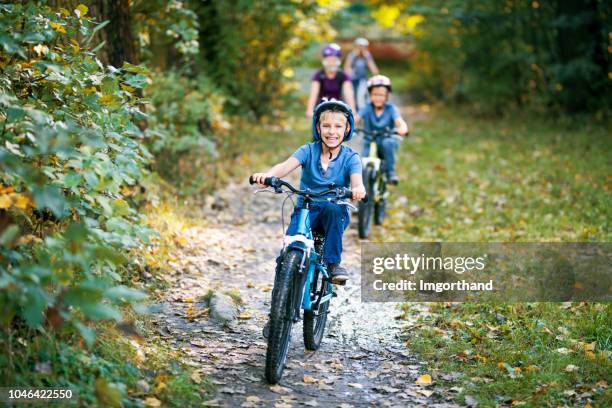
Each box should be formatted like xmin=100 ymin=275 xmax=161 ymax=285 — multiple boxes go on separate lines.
xmin=355 ymin=37 xmax=369 ymax=46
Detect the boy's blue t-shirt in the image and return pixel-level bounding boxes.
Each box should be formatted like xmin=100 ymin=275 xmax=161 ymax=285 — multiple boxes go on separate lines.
xmin=292 ymin=142 xmax=362 ymax=202
xmin=358 ymin=102 xmax=400 ymax=133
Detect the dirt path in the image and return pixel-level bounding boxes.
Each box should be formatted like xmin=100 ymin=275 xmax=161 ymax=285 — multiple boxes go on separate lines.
xmin=149 ymin=173 xmax=458 ymax=407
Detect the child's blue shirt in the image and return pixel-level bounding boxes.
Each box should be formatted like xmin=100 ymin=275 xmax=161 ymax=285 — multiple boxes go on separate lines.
xmin=358 ymin=102 xmax=400 ymax=133
xmin=292 ymin=141 xmax=361 ymax=202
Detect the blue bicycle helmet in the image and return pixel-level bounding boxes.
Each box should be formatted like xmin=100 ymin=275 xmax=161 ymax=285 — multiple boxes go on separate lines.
xmin=312 ymin=99 xmax=355 ymax=142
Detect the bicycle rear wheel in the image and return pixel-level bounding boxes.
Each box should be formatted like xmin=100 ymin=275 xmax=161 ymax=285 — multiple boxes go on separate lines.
xmin=358 ymin=165 xmax=375 ymax=238
xmin=265 ymin=250 xmax=300 ymax=384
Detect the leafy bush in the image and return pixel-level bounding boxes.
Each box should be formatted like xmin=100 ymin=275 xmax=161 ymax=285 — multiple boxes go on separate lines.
xmin=0 ymin=2 xmax=150 ymax=343
xmin=144 ymin=70 xmax=223 ymax=194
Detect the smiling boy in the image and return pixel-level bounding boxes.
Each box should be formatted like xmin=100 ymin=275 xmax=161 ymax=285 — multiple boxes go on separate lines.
xmin=252 ymin=99 xmax=366 ymax=283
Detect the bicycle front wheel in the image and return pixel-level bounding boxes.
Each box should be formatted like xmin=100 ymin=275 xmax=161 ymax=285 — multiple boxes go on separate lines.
xmin=265 ymin=250 xmax=300 ymax=384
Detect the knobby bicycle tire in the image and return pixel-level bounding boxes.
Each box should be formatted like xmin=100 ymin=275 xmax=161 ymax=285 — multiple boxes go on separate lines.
xmin=265 ymin=250 xmax=301 ymax=384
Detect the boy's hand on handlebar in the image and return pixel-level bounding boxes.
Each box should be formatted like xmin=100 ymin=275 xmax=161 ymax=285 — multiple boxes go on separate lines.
xmin=251 ymin=173 xmax=272 ymax=186
xmin=351 ymin=184 xmax=366 ymax=201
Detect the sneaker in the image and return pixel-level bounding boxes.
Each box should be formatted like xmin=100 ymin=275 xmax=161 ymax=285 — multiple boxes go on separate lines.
xmin=387 ymin=172 xmax=399 ymax=185
xmin=262 ymin=320 xmax=270 ymax=339
xmin=328 ymin=263 xmax=349 ymax=285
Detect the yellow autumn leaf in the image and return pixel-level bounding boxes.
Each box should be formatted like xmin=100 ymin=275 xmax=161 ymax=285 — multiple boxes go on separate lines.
xmin=11 ymin=193 xmax=30 ymax=209
xmin=50 ymin=22 xmax=66 ymax=34
xmin=303 ymin=374 xmax=317 ymax=384
xmin=237 ymin=311 xmax=252 ymax=320
xmin=143 ymin=397 xmax=161 ymax=407
xmin=416 ymin=374 xmax=432 ymax=385
xmin=372 ymin=4 xmax=401 ymax=28
xmin=98 ymin=94 xmax=121 ymax=105
xmin=582 ymin=341 xmax=596 ymax=351
xmin=0 ymin=194 xmax=13 ymax=209
xmin=120 ymin=84 xmax=136 ymax=93
xmin=585 ymin=351 xmax=595 ymax=360
xmin=75 ymin=4 xmax=89 ymax=18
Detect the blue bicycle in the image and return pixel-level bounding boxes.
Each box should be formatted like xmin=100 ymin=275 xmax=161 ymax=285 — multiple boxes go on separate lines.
xmin=249 ymin=176 xmax=356 ymax=384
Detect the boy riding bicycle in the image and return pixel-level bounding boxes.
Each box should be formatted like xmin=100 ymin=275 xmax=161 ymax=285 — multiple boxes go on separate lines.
xmin=355 ymin=75 xmax=409 ymax=185
xmin=252 ymin=99 xmax=366 ymax=284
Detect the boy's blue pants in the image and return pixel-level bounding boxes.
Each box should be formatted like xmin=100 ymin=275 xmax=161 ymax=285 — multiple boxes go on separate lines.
xmin=363 ymin=136 xmax=399 ymax=174
xmin=286 ymin=201 xmax=350 ymax=265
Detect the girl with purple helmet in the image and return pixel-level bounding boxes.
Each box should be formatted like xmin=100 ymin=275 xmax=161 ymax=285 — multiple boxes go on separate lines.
xmin=306 ymin=43 xmax=356 ymax=117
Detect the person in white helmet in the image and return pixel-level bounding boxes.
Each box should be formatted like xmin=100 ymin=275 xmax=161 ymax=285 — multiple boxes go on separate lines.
xmin=356 ymin=75 xmax=409 ymax=185
xmin=344 ymin=37 xmax=379 ymax=111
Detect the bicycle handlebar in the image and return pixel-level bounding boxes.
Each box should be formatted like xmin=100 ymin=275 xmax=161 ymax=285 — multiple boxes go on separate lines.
xmin=355 ymin=127 xmax=403 ymax=138
xmin=249 ymin=176 xmax=367 ymax=202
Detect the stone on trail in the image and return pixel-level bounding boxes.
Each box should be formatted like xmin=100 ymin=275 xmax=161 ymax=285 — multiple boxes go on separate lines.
xmin=209 ymin=292 xmax=239 ymax=323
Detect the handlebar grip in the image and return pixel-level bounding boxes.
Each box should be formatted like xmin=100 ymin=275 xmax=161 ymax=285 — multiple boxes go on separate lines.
xmin=249 ymin=175 xmax=278 ymax=187
xmin=362 ymin=194 xmax=368 ymax=203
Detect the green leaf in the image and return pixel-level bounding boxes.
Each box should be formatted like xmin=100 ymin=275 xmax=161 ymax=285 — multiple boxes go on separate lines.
xmin=74 ymin=320 xmax=96 ymax=347
xmin=0 ymin=225 xmax=19 ymax=246
xmin=64 ymin=286 xmax=102 ymax=307
xmin=122 ymin=62 xmax=150 ymax=75
xmin=22 ymin=288 xmax=47 ymax=327
xmin=0 ymin=33 xmax=26 ymax=58
xmin=104 ymin=285 xmax=147 ymax=302
xmin=80 ymin=303 xmax=122 ymax=321
xmin=33 ymin=185 xmax=65 ymax=218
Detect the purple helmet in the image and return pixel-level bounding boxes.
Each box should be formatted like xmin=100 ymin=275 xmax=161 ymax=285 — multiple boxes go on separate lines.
xmin=322 ymin=43 xmax=342 ymax=58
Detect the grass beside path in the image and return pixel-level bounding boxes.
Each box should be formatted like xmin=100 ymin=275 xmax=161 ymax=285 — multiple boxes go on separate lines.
xmin=380 ymin=109 xmax=611 ymax=406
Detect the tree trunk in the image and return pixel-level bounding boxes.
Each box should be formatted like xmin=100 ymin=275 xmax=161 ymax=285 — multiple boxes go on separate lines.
xmin=86 ymin=0 xmax=139 ymax=66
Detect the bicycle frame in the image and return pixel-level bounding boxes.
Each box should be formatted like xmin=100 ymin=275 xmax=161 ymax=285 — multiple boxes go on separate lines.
xmin=283 ymin=200 xmax=333 ymax=318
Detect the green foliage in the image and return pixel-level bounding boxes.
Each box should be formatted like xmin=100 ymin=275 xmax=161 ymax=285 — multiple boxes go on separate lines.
xmin=144 ymin=70 xmax=222 ymax=193
xmin=0 ymin=2 xmax=151 ymax=341
xmin=194 ymin=0 xmax=341 ymax=118
xmin=132 ymin=0 xmax=200 ymax=67
xmin=369 ymin=0 xmax=612 ymax=115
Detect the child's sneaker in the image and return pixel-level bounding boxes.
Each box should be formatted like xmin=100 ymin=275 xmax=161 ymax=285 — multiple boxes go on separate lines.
xmin=328 ymin=263 xmax=348 ymax=285
xmin=387 ymin=171 xmax=399 ymax=185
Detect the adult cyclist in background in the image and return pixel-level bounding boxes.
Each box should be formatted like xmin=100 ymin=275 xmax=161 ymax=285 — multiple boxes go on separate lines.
xmin=356 ymin=75 xmax=408 ymax=185
xmin=306 ymin=43 xmax=356 ymax=117
xmin=344 ymin=38 xmax=379 ymax=112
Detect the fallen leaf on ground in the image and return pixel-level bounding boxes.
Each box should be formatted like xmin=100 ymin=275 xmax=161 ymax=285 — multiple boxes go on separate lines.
xmin=347 ymin=383 xmax=363 ymax=389
xmin=269 ymin=385 xmax=292 ymax=394
xmin=415 ymin=374 xmax=432 ymax=385
xmin=238 ymin=311 xmax=252 ymax=320
xmin=144 ymin=397 xmax=162 ymax=407
xmin=303 ymin=375 xmax=318 ymax=384
xmin=303 ymin=400 xmax=319 ymax=407
xmin=564 ymin=364 xmax=579 ymax=372
xmin=418 ymin=389 xmax=434 ymax=397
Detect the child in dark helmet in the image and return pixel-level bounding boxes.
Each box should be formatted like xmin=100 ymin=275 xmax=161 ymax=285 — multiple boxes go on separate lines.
xmin=355 ymin=75 xmax=409 ymax=185
xmin=252 ymin=99 xmax=366 ymax=284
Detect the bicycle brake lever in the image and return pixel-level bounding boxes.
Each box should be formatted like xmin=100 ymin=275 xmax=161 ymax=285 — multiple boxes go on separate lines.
xmin=335 ymin=199 xmax=357 ymax=211
xmin=254 ymin=188 xmax=276 ymax=195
